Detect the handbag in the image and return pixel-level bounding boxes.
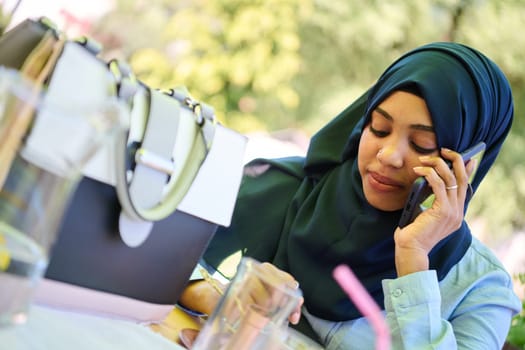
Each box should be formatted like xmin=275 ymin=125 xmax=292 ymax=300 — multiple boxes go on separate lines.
xmin=0 ymin=18 xmax=64 ymax=188
xmin=0 ymin=17 xmax=247 ymax=322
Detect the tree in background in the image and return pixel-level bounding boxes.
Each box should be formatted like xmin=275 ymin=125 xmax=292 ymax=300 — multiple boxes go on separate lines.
xmin=94 ymin=0 xmax=310 ymax=133
xmin=453 ymin=0 xmax=525 ymax=240
xmin=92 ymin=0 xmax=525 ymax=244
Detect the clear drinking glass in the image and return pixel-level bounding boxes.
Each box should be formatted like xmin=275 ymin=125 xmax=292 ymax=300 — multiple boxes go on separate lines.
xmin=0 ymin=67 xmax=124 ymax=327
xmin=253 ymin=324 xmax=325 ymax=350
xmin=192 ymin=257 xmax=304 ymax=350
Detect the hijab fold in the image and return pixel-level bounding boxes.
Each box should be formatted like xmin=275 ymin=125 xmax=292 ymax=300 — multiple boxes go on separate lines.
xmin=204 ymin=42 xmax=514 ymax=321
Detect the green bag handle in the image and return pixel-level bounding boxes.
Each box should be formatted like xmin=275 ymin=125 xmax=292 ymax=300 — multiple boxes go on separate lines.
xmin=114 ymin=81 xmax=216 ymax=223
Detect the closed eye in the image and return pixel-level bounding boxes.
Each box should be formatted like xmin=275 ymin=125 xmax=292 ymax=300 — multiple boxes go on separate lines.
xmin=369 ymin=124 xmax=389 ymax=137
xmin=411 ymin=142 xmax=437 ymax=154
xmin=370 ymin=124 xmax=437 ymax=154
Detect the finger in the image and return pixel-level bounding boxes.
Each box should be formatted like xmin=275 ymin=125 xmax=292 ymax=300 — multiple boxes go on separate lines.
xmin=465 ymin=157 xmax=477 ymax=180
xmin=248 ymin=263 xmax=302 ymax=323
xmin=178 ymin=328 xmax=200 ymax=349
xmin=419 ymin=152 xmax=459 ymax=193
xmin=441 ymin=148 xmax=469 ymax=188
xmin=415 ymin=150 xmax=467 ymax=227
xmin=259 ymin=262 xmax=297 ymax=287
xmin=413 ymin=164 xmax=449 ymax=198
xmin=256 ymin=263 xmax=300 ymax=303
xmin=289 ymin=296 xmax=304 ymax=325
xmin=412 ymin=165 xmax=458 ymax=216
xmin=245 ymin=264 xmax=293 ymax=310
xmin=245 ymin=271 xmax=272 ymax=308
xmin=441 ymin=149 xmax=472 ymax=208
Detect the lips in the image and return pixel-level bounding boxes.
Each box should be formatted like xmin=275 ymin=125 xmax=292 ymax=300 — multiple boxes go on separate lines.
xmin=367 ymin=171 xmax=404 ymax=191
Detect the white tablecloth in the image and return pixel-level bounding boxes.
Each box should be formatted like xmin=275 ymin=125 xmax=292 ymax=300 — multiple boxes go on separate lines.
xmin=0 ymin=304 xmax=185 ymax=350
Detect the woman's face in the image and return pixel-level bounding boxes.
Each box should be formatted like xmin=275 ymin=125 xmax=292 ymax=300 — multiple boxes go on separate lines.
xmin=358 ymin=91 xmax=439 ymax=211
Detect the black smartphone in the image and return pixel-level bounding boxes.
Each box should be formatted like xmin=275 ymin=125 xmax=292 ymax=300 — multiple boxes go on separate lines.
xmin=398 ymin=142 xmax=486 ymax=228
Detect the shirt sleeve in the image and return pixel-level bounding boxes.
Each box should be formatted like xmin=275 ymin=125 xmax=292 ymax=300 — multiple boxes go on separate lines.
xmin=382 ymin=270 xmax=518 ymax=350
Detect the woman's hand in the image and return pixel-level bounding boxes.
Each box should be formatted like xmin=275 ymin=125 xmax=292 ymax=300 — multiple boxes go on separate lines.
xmin=179 ymin=263 xmax=303 ymax=325
xmin=226 ymin=262 xmax=303 ymax=325
xmin=179 ymin=277 xmax=226 ymax=316
xmin=249 ymin=262 xmax=304 ymax=325
xmin=394 ymin=148 xmax=476 ymax=276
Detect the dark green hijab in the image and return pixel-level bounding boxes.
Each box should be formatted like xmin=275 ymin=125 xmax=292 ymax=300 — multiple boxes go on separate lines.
xmin=204 ymin=42 xmax=514 ymax=321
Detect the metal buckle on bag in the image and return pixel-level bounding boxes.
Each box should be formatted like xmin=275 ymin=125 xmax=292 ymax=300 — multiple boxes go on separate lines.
xmin=37 ymin=17 xmax=60 ymax=38
xmin=75 ymin=36 xmax=103 ymax=56
xmin=169 ymin=88 xmax=217 ymax=149
xmin=108 ymin=59 xmax=139 ymax=102
xmin=168 ymin=88 xmax=216 ymax=125
xmin=134 ymin=148 xmax=175 ymax=175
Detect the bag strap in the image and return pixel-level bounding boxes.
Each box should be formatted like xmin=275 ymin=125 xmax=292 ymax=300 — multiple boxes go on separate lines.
xmin=113 ymin=68 xmax=217 ymax=223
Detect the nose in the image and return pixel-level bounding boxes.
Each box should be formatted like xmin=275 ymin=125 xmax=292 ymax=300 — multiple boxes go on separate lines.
xmin=377 ymin=144 xmax=404 ymax=168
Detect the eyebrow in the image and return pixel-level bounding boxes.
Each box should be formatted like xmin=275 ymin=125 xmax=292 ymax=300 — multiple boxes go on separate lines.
xmin=375 ymin=107 xmax=435 ymax=133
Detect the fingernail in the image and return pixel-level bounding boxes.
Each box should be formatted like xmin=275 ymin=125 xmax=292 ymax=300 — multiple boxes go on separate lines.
xmin=290 ymin=311 xmax=300 ymax=324
xmin=179 ymin=329 xmax=199 ymax=349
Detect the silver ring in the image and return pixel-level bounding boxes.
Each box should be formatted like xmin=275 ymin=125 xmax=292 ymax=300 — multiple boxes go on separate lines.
xmin=446 ymin=185 xmax=458 ymax=190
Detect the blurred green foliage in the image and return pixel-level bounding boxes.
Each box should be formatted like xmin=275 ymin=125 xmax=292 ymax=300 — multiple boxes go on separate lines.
xmin=507 ymin=273 xmax=525 ymax=348
xmin=92 ymin=0 xmax=525 ymax=243
xmin=94 ymin=0 xmax=311 ymax=133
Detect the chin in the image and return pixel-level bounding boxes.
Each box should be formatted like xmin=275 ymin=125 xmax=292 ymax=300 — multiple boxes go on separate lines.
xmin=364 ymin=189 xmax=404 ymax=212
xmin=370 ymin=201 xmax=401 ymax=212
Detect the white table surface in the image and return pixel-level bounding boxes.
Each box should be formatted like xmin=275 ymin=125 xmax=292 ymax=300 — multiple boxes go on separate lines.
xmin=0 ymin=304 xmax=185 ymax=350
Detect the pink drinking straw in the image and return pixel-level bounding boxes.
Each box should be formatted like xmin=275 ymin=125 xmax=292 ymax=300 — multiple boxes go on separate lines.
xmin=333 ymin=264 xmax=391 ymax=350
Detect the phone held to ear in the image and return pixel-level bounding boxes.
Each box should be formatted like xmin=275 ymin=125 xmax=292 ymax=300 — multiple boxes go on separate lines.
xmin=398 ymin=142 xmax=486 ymax=228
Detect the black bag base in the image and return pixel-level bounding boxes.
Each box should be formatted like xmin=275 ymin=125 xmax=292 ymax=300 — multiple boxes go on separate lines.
xmin=45 ymin=176 xmax=217 ymax=305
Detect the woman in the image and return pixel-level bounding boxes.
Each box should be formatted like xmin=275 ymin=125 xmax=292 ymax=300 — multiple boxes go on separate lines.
xmin=181 ymin=42 xmax=522 ymax=349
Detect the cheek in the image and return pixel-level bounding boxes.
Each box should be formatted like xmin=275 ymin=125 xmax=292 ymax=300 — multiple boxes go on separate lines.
xmin=357 ymin=129 xmax=376 ymax=175
xmin=404 ymin=160 xmax=421 ymax=183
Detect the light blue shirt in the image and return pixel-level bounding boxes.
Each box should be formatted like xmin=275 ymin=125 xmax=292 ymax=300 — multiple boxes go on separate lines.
xmin=303 ymin=237 xmax=522 ymax=349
